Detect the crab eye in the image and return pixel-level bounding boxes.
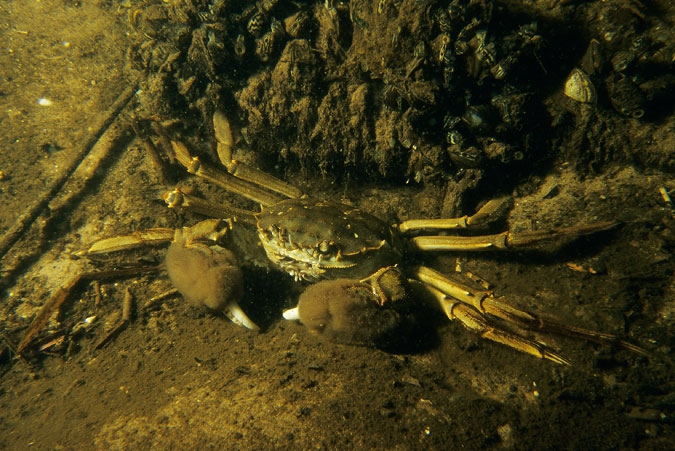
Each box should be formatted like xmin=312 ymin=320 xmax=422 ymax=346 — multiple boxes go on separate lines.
xmin=318 ymin=240 xmax=334 ymax=254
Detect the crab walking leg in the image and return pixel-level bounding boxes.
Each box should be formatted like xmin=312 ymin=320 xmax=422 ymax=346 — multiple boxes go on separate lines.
xmin=415 ymin=265 xmax=561 ymax=333
xmin=224 ymin=159 xmax=304 ymax=200
xmin=409 ymin=221 xmax=619 ymax=251
xmin=77 ymin=228 xmax=175 ymax=255
xmin=164 ymin=189 xmax=258 ymax=226
xmin=171 ymin=139 xmax=303 ymax=207
xmin=77 ymin=219 xmax=231 ymax=256
xmin=415 ymin=266 xmax=649 ymax=356
xmin=171 ymin=141 xmax=285 ymax=207
xmin=213 ymin=110 xmax=304 ymax=200
xmin=398 ymin=197 xmax=513 ymax=233
xmin=423 ymin=283 xmax=570 ymax=364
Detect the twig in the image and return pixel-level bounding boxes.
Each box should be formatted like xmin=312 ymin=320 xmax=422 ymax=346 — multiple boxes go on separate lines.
xmin=0 ymin=83 xmax=138 ymax=259
xmin=16 ymin=266 xmax=158 ymax=357
xmin=94 ymin=288 xmax=134 ymax=351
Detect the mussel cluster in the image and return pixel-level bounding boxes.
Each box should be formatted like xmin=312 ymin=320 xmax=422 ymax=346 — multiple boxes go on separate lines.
xmin=564 ymin=19 xmax=675 ymax=120
xmin=124 ymin=0 xmax=553 ymax=182
xmin=557 ymin=0 xmax=675 ymax=171
xmin=125 ymin=0 xmax=674 ymax=181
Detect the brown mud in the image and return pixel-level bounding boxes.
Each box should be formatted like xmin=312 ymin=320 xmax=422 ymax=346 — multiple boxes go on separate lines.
xmin=1 ymin=1 xmax=674 ymax=450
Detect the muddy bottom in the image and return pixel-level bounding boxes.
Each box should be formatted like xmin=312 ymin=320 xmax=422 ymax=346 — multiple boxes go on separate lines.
xmin=2 ymin=160 xmax=674 ymax=450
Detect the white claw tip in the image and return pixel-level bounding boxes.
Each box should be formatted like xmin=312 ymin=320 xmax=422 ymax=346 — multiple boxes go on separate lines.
xmin=282 ymin=307 xmax=300 ymax=321
xmin=225 ymin=303 xmax=260 ymax=331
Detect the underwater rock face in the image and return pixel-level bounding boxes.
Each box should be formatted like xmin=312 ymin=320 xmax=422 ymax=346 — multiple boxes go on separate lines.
xmin=128 ymin=0 xmax=554 ymax=182
xmin=127 ymin=0 xmax=675 ymax=182
xmin=236 ymin=0 xmax=547 ymax=181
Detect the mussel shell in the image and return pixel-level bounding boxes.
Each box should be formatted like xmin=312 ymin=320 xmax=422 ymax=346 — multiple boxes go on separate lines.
xmin=447 ymin=145 xmax=484 ymax=168
xmin=580 ymin=39 xmax=604 ymax=76
xmin=610 ymin=50 xmax=636 ymax=73
xmin=564 ymin=68 xmax=596 ymax=104
xmin=607 ymin=75 xmax=645 ymax=119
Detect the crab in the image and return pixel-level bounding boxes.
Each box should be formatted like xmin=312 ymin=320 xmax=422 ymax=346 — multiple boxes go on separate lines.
xmin=79 ymin=112 xmax=646 ymax=365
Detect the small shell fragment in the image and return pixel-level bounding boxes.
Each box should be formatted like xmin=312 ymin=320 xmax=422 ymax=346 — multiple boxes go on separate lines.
xmin=37 ymin=98 xmax=53 ymax=106
xmin=564 ymin=68 xmax=596 ymax=104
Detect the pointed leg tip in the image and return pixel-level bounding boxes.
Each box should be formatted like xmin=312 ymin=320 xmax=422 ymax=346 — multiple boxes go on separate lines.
xmin=546 ymin=352 xmax=571 ymax=365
